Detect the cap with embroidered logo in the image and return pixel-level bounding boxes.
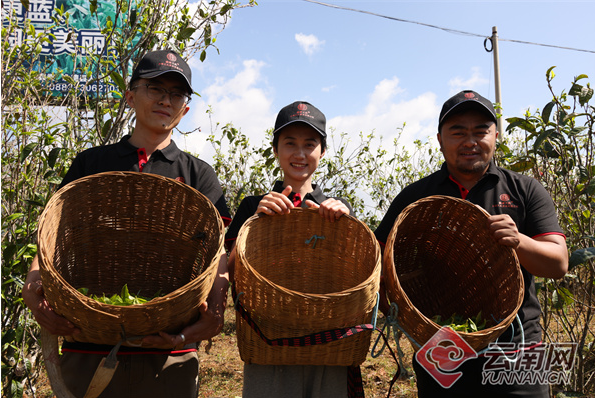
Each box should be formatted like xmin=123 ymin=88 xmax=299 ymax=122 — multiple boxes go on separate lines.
xmin=130 ymin=50 xmax=192 ymax=94
xmin=438 ymin=90 xmax=497 ymax=132
xmin=273 ymin=101 xmax=326 ymax=138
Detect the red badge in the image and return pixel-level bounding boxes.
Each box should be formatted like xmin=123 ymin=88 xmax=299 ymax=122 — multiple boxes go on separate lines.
xmin=416 ymin=327 xmax=478 ymax=388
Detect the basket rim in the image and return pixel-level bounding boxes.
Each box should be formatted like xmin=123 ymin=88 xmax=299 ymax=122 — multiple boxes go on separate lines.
xmin=236 ymin=208 xmax=382 ymax=299
xmin=39 ymin=248 xmax=226 ymax=312
xmin=383 ymin=195 xmax=525 ymax=345
xmin=37 ymin=170 xmax=226 ymax=314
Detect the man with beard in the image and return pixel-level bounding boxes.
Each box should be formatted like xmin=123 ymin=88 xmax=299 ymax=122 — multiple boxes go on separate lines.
xmin=374 ymin=90 xmax=568 ymax=397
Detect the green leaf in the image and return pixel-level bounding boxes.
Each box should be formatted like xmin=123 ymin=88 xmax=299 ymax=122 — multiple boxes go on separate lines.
xmin=568 ymin=126 xmax=587 ymax=136
xmin=3 ymin=213 xmax=24 ymax=223
xmin=19 ymin=0 xmax=29 ymax=11
xmin=20 ymin=142 xmax=37 ymax=163
xmin=568 ymin=83 xmax=592 ymax=101
xmin=121 ymin=284 xmax=130 ymax=300
xmin=578 ymin=165 xmax=590 ymax=183
xmin=505 ymin=117 xmax=536 ymax=134
xmin=110 ymin=71 xmax=126 ymax=91
xmin=90 ymin=0 xmax=97 ymax=14
xmin=533 ymin=129 xmax=556 ymax=150
xmin=110 ymin=294 xmax=124 ymax=305
xmin=551 ymin=290 xmax=562 ymax=309
xmin=579 ymin=86 xmax=593 ymax=106
xmin=584 ymin=179 xmax=595 ymax=196
xmin=11 ymin=379 xmax=24 ymax=397
xmin=101 ymin=119 xmax=112 ymax=138
xmin=569 ymin=247 xmax=595 ymax=270
xmin=569 ymin=83 xmax=582 ymax=96
xmin=200 ymin=50 xmax=206 ymax=62
xmin=509 ymin=159 xmax=534 ymax=172
xmin=177 ymin=27 xmax=196 ymax=41
xmin=220 ymin=4 xmax=232 ymax=15
xmin=24 ymin=199 xmax=44 ymax=207
xmin=2 ymin=328 xmax=17 ymax=345
xmin=542 ymin=101 xmax=555 ymax=124
xmin=555 ymin=287 xmax=574 ymax=307
xmin=48 ymin=147 xmax=61 ymax=168
xmin=546 ymin=66 xmax=556 ymax=82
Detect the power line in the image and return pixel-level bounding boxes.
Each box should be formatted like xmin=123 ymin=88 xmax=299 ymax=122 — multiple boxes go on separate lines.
xmin=303 ymin=0 xmax=595 ymax=54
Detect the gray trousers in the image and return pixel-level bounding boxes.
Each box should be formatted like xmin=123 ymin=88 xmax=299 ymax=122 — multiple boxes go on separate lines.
xmin=59 ymin=350 xmax=199 ymax=398
xmin=242 ymin=363 xmax=348 ymax=398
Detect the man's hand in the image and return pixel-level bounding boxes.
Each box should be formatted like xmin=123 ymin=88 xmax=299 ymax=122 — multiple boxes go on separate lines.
xmin=487 ymin=214 xmax=521 ymax=249
xmin=22 ymin=258 xmax=80 ymax=336
xmin=306 ymin=198 xmax=349 ymax=222
xmin=141 ymin=302 xmax=223 ymax=349
xmin=486 ymin=214 xmax=568 ymax=279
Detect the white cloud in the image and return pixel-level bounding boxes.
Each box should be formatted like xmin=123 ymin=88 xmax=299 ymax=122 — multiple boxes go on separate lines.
xmin=329 ymin=77 xmax=440 ymax=152
xmin=322 ymin=85 xmax=337 ymax=93
xmin=448 ymin=67 xmax=489 ymax=95
xmin=175 ymin=63 xmax=441 ymax=164
xmin=295 ymin=33 xmax=325 ymax=56
xmin=174 ymin=59 xmax=275 ymax=158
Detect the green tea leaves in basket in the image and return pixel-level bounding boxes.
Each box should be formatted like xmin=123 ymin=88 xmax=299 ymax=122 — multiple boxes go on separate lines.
xmin=77 ymin=284 xmax=162 ymax=306
xmin=431 ymin=311 xmax=487 ymax=333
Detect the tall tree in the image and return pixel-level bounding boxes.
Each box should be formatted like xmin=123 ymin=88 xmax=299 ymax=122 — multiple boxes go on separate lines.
xmin=1 ymin=1 xmax=254 ymax=396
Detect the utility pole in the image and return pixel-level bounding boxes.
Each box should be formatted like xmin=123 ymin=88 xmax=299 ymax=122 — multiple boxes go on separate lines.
xmin=489 ymin=26 xmax=503 ymax=137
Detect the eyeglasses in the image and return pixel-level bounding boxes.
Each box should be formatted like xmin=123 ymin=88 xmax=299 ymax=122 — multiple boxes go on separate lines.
xmin=132 ymin=84 xmax=191 ymax=107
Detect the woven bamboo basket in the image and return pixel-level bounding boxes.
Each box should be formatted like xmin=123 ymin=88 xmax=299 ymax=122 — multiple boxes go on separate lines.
xmin=234 ymin=208 xmax=381 ymax=366
xmin=383 ymin=195 xmax=524 ymax=352
xmin=37 ymin=171 xmax=225 ymax=345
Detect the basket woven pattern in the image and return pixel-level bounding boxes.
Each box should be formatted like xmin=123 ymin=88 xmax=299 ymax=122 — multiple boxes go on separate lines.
xmin=235 ymin=208 xmax=381 ymax=366
xmin=37 ymin=171 xmax=225 ymax=345
xmin=384 ymin=195 xmax=524 ymax=351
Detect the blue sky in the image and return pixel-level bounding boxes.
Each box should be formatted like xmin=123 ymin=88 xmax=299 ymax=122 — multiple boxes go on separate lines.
xmin=174 ymin=0 xmax=595 ymax=160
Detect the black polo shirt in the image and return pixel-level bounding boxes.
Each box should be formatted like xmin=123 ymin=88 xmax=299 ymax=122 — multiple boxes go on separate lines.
xmin=60 ymin=135 xmax=231 ymax=354
xmin=374 ymin=161 xmax=564 ymax=345
xmin=225 ymin=180 xmax=354 ymax=247
xmin=59 ymin=135 xmax=231 ymax=354
xmin=60 ymin=135 xmax=231 ymax=226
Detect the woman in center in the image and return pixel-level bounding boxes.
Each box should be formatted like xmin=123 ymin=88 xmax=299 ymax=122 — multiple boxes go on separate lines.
xmin=225 ymin=101 xmax=355 ymax=397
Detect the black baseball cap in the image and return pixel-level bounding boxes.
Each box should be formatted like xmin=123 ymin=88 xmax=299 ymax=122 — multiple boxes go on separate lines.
xmin=130 ymin=50 xmax=192 ymax=94
xmin=438 ymin=90 xmax=497 ymax=132
xmin=273 ymin=101 xmax=326 ymax=138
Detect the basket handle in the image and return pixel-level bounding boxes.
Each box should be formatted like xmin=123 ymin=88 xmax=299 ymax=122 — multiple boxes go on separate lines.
xmin=232 ymin=287 xmax=376 ymax=347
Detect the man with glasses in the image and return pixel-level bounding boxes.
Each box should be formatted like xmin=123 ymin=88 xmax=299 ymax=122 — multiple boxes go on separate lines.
xmin=22 ymin=50 xmax=232 ymax=397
